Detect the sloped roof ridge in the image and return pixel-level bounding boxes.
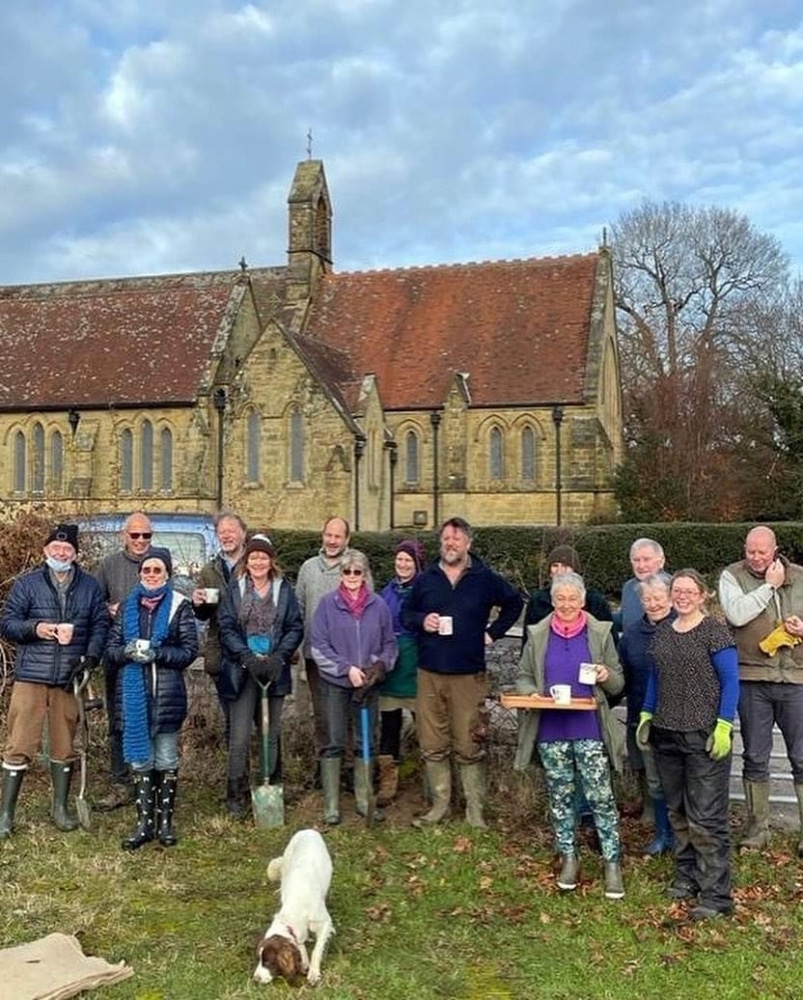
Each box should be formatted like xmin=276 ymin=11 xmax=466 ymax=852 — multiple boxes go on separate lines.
xmin=336 ymin=251 xmax=597 ymax=278
xmin=0 ymin=265 xmax=286 ymax=300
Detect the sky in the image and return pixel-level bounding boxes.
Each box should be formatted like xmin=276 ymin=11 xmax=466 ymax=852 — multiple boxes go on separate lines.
xmin=2 ymin=0 xmax=802 ymax=286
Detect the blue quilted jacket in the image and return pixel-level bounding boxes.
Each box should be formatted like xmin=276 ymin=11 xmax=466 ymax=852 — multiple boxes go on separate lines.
xmin=0 ymin=564 xmax=109 ymax=687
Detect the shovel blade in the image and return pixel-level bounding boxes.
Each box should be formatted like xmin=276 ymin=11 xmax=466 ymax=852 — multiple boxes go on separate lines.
xmin=252 ymin=783 xmax=284 ymax=829
xmin=76 ymin=797 xmax=92 ymax=831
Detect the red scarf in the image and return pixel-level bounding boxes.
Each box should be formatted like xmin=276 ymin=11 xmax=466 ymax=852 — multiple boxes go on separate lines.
xmin=550 ymin=609 xmax=588 ymax=638
xmin=339 ymin=582 xmax=370 ymax=619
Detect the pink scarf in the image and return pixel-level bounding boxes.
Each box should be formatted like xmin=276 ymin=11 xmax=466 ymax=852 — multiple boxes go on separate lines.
xmin=550 ymin=609 xmax=588 ymax=638
xmin=339 ymin=582 xmax=370 ymax=619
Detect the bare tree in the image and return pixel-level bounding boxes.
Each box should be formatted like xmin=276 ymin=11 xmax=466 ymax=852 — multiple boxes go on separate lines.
xmin=612 ymin=201 xmax=789 ymax=520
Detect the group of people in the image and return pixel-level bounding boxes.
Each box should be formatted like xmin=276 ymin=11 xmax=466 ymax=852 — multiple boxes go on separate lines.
xmin=514 ymin=528 xmax=801 ymax=919
xmin=0 ymin=519 xmax=199 ymax=850
xmin=1 ymin=514 xmax=800 ymax=922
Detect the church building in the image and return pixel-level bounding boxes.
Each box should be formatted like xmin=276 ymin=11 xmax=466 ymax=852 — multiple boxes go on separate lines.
xmin=0 ymin=160 xmax=623 ymax=530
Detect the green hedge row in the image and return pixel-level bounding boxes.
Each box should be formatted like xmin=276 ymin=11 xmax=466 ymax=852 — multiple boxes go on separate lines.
xmin=267 ymin=523 xmax=803 ymax=600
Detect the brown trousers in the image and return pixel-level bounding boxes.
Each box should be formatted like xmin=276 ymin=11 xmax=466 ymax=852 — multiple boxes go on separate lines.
xmin=416 ymin=669 xmax=487 ymax=765
xmin=3 ymin=681 xmax=78 ymax=767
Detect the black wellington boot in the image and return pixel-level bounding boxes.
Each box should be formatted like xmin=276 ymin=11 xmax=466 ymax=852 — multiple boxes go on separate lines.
xmin=121 ymin=771 xmax=156 ymax=851
xmin=50 ymin=760 xmax=79 ymax=832
xmin=156 ymin=770 xmax=179 ymax=847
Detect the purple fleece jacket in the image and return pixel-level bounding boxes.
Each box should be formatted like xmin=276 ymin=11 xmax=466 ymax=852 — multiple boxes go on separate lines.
xmin=310 ymin=588 xmax=397 ymax=689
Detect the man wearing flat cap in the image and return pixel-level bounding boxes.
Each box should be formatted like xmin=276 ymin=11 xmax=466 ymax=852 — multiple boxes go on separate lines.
xmin=0 ymin=523 xmax=108 ymax=838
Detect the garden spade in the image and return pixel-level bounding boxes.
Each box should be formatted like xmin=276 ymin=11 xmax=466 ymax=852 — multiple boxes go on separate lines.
xmin=72 ymin=669 xmax=92 ymax=831
xmin=252 ymin=679 xmax=284 ymax=828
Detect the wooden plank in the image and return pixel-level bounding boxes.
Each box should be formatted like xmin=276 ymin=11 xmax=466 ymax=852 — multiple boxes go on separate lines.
xmin=500 ymin=693 xmax=597 ymax=711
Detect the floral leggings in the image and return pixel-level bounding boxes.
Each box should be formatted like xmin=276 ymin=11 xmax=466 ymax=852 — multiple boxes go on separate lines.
xmin=537 ymin=738 xmax=621 ymax=862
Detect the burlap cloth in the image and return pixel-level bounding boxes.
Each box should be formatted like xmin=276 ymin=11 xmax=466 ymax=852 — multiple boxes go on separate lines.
xmin=0 ymin=932 xmax=133 ymax=1000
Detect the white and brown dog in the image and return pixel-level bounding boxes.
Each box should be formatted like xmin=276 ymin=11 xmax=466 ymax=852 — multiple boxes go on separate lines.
xmin=253 ymin=829 xmax=335 ymax=986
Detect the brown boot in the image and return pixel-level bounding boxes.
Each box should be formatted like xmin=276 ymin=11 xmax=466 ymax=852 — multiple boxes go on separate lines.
xmin=376 ymin=755 xmax=398 ymax=806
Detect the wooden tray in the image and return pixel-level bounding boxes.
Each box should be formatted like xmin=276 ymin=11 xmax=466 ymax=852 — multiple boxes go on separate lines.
xmin=500 ymin=693 xmax=597 ymax=711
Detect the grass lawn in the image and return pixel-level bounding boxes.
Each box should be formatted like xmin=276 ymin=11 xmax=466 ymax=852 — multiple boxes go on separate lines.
xmin=2 ymin=768 xmax=803 ymax=1000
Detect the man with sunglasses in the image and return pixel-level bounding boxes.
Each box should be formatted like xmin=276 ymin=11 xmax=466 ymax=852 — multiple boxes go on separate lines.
xmin=93 ymin=511 xmax=155 ymax=810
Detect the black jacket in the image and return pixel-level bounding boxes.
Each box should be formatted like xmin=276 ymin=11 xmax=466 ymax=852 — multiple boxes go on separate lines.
xmin=106 ymin=591 xmax=198 ymax=734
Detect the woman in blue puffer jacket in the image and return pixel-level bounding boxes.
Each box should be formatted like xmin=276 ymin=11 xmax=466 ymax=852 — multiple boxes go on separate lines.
xmin=105 ymin=547 xmax=198 ymax=851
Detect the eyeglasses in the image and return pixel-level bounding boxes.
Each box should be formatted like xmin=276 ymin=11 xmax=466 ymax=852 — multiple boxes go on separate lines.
xmin=141 ymin=566 xmax=165 ymax=575
xmin=128 ymin=532 xmax=153 ymax=540
xmin=342 ymin=568 xmax=364 ymax=577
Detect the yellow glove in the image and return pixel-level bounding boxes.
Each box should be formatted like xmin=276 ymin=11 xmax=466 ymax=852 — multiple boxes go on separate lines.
xmin=705 ymin=719 xmax=733 ymax=760
xmin=759 ymin=623 xmax=802 ymax=656
xmin=636 ymin=711 xmax=653 ymax=750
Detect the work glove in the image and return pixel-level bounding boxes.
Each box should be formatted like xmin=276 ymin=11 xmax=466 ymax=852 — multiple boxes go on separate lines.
xmin=636 ymin=711 xmax=653 ymax=750
xmin=759 ymin=623 xmax=801 ymax=656
xmin=82 ymin=654 xmax=99 ymax=674
xmin=353 ymin=662 xmax=386 ymax=704
xmin=65 ymin=658 xmax=87 ymax=690
xmin=705 ymin=719 xmax=733 ymax=760
xmin=244 ymin=652 xmax=283 ymax=684
xmin=123 ymin=641 xmax=156 ymax=664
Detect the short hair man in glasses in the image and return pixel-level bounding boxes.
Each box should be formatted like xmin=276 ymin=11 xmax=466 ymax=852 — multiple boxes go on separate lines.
xmin=93 ymin=510 xmax=154 ymax=810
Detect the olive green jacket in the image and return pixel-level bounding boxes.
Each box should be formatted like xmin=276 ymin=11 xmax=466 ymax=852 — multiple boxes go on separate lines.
xmin=513 ymin=614 xmax=626 ymax=772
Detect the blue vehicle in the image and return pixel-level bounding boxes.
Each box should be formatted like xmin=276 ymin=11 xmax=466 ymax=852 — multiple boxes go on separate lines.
xmin=78 ymin=512 xmax=218 ymax=595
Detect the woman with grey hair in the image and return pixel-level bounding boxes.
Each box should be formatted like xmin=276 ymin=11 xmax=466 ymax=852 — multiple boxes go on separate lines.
xmin=515 ymin=572 xmax=626 ymax=899
xmin=311 ymin=550 xmax=397 ymax=825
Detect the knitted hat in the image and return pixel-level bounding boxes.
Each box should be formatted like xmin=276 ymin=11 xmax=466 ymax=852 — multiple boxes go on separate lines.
xmin=142 ymin=546 xmax=173 ymax=577
xmin=45 ymin=523 xmax=79 ymax=553
xmin=395 ymin=538 xmax=425 ymax=574
xmin=547 ymin=544 xmax=581 ymax=573
xmin=244 ymin=533 xmax=276 ymax=559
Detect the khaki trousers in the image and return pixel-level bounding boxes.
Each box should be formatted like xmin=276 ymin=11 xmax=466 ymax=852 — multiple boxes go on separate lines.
xmin=416 ymin=669 xmax=487 ymax=765
xmin=3 ymin=681 xmax=78 ymax=767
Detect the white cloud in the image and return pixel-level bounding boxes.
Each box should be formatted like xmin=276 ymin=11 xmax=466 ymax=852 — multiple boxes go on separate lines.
xmin=1 ymin=0 xmax=803 ymax=283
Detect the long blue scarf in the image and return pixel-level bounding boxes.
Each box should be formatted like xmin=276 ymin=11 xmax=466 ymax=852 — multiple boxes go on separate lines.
xmin=121 ymin=583 xmax=172 ymax=764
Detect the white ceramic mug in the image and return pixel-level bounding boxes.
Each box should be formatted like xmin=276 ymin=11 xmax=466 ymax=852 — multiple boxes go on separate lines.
xmin=56 ymin=623 xmax=74 ymax=645
xmin=438 ymin=615 xmax=454 ymax=636
xmin=135 ymin=638 xmax=152 ymax=655
xmin=579 ymin=662 xmax=598 ymax=685
xmin=549 ymin=684 xmax=572 ymax=705
xmin=203 ymin=588 xmax=220 ymax=604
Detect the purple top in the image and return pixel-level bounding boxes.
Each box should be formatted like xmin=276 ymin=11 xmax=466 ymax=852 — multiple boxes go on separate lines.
xmin=537 ymin=629 xmax=602 ymax=743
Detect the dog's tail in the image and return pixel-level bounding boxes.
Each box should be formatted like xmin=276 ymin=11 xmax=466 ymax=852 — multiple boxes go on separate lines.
xmin=267 ymin=857 xmax=283 ymax=882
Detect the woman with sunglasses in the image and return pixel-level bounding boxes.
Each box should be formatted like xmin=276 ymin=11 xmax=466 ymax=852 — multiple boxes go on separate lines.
xmin=311 ymin=550 xmax=397 ymax=824
xmin=217 ymin=533 xmax=304 ymax=816
xmin=105 ymin=547 xmax=198 ymax=850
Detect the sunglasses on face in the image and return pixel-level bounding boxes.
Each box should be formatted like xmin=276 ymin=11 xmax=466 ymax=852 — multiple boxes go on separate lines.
xmin=128 ymin=532 xmax=153 ymax=540
xmin=141 ymin=566 xmax=165 ymax=576
xmin=342 ymin=568 xmax=363 ymax=577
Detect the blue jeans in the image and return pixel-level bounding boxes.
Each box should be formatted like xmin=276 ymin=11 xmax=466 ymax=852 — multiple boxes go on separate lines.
xmin=739 ymin=680 xmax=803 ymax=783
xmin=319 ymin=679 xmax=378 ymax=760
xmin=227 ymin=677 xmax=283 ymax=783
xmin=131 ymin=732 xmax=179 ymax=773
xmin=652 ymin=726 xmax=733 ymax=912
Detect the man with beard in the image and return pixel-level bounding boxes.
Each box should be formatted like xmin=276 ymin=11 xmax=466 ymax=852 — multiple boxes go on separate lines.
xmin=403 ymin=517 xmax=522 ymax=829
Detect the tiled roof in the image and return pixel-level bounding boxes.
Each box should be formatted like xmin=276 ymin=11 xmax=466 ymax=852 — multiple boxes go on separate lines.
xmin=0 ymin=271 xmax=243 ymax=409
xmin=305 ymin=254 xmax=600 ymax=409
